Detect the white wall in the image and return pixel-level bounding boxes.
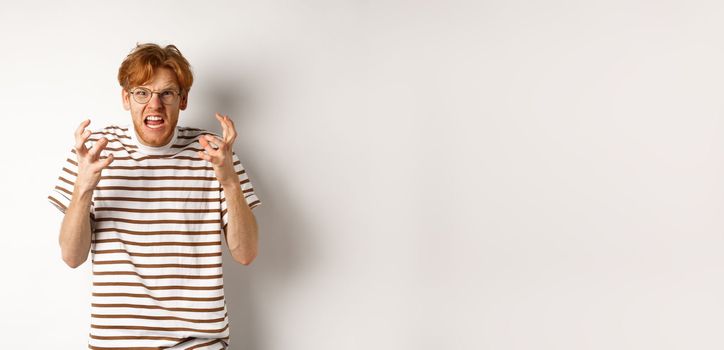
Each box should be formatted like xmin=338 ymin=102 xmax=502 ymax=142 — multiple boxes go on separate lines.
xmin=2 ymin=0 xmax=723 ymax=348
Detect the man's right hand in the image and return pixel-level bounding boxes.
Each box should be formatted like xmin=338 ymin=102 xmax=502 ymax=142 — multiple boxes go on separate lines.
xmin=74 ymin=119 xmax=114 ymax=194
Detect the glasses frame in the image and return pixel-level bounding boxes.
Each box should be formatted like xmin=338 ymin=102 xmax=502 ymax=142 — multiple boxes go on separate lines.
xmin=128 ymin=87 xmax=183 ymax=105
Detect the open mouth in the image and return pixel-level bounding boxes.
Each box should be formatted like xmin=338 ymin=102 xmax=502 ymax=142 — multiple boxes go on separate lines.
xmin=144 ymin=115 xmax=165 ymax=129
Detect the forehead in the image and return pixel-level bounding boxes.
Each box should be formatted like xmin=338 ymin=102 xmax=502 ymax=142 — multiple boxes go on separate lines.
xmin=137 ymin=67 xmax=180 ymax=88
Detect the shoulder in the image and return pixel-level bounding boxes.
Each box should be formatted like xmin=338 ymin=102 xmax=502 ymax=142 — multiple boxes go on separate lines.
xmin=176 ymin=125 xmax=222 ymax=144
xmin=85 ymin=124 xmax=131 ymax=146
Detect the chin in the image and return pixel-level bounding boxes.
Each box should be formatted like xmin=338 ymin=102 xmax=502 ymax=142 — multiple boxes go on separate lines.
xmin=135 ymin=118 xmax=176 ymax=146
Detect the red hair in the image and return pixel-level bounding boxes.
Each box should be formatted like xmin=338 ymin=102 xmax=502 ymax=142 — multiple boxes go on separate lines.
xmin=117 ymin=43 xmax=193 ymax=93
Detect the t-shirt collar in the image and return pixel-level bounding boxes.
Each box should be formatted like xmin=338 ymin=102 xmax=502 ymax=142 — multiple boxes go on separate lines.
xmin=126 ymin=123 xmax=179 ymax=155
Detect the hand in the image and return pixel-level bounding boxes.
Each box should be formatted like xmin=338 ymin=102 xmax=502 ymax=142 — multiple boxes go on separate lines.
xmin=198 ymin=113 xmax=239 ymax=187
xmin=73 ymin=119 xmax=114 ymax=194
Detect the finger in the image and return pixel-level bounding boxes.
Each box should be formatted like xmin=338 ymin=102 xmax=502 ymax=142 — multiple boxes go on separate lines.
xmin=97 ymin=153 xmax=114 ymax=169
xmin=215 ymin=113 xmax=228 ymax=140
xmin=199 ymin=137 xmax=219 ymax=156
xmin=197 ymin=150 xmax=215 ymax=163
xmin=216 ymin=113 xmax=228 ymax=139
xmin=88 ymin=137 xmax=109 ymax=161
xmin=74 ymin=119 xmax=91 ymax=155
xmin=75 ymin=129 xmax=92 ymax=155
xmin=74 ymin=119 xmax=90 ymax=138
xmin=224 ymin=116 xmax=237 ymax=144
xmin=204 ymin=134 xmax=225 ymax=150
xmin=225 ymin=115 xmax=235 ymax=128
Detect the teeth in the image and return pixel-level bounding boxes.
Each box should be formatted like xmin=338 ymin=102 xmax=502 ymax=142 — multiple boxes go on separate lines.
xmin=145 ymin=115 xmax=164 ymax=129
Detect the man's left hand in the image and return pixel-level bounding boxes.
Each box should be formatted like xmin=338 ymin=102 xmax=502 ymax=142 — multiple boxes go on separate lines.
xmin=198 ymin=112 xmax=240 ymax=187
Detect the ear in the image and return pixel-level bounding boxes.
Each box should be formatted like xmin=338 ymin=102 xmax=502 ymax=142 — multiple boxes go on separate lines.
xmin=180 ymin=91 xmax=189 ymax=110
xmin=122 ymin=89 xmax=130 ymax=111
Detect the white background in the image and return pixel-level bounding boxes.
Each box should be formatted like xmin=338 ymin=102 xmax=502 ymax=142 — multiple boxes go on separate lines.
xmin=1 ymin=0 xmax=723 ymax=349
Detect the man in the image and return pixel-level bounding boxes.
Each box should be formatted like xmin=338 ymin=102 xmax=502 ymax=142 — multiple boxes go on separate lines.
xmin=47 ymin=43 xmax=261 ymax=350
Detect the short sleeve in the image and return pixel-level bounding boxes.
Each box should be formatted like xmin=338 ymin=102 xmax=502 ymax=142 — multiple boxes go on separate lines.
xmin=47 ymin=146 xmax=96 ymax=225
xmin=220 ymin=152 xmax=261 ymax=229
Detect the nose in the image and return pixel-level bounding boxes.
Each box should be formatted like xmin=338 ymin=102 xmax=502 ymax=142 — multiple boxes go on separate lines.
xmin=147 ymin=92 xmax=164 ymax=109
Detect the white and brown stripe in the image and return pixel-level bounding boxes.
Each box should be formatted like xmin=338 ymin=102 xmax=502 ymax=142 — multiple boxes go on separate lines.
xmin=48 ymin=124 xmax=261 ymax=350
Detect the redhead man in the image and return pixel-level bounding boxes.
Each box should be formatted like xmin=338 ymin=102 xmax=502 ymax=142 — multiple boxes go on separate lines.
xmin=48 ymin=43 xmax=261 ymax=350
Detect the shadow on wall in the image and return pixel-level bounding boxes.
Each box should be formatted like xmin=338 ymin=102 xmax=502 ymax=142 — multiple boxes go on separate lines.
xmin=192 ymin=78 xmax=310 ymax=350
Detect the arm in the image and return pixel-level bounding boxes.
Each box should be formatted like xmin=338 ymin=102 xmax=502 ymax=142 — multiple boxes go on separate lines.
xmin=59 ymin=119 xmax=114 ymax=268
xmin=198 ymin=113 xmax=260 ymax=265
xmin=222 ymin=180 xmax=259 ymax=265
xmin=58 ymin=187 xmax=94 ymax=268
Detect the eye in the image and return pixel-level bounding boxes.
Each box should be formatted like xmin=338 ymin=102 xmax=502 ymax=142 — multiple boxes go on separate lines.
xmin=161 ymin=90 xmax=175 ymax=97
xmin=134 ymin=89 xmax=149 ymax=97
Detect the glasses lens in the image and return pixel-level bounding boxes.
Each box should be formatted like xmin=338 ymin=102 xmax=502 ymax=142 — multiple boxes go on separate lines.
xmin=160 ymin=91 xmax=177 ymax=104
xmin=132 ymin=88 xmax=151 ymax=103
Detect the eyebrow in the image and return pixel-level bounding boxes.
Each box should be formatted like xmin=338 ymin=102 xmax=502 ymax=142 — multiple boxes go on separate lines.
xmin=138 ymin=85 xmax=180 ymax=90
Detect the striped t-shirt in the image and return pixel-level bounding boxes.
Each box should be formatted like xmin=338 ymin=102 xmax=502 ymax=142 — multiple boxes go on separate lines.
xmin=47 ymin=124 xmax=261 ymax=350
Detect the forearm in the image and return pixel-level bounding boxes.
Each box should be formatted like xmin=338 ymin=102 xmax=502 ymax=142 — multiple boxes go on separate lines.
xmin=223 ymin=181 xmax=258 ymax=265
xmin=59 ymin=187 xmax=93 ymax=268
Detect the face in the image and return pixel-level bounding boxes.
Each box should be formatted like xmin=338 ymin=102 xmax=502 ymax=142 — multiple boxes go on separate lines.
xmin=122 ymin=67 xmax=188 ymax=146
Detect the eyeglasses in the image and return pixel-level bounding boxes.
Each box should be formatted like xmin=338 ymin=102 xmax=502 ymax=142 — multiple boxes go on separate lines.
xmin=128 ymin=87 xmax=182 ymax=104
